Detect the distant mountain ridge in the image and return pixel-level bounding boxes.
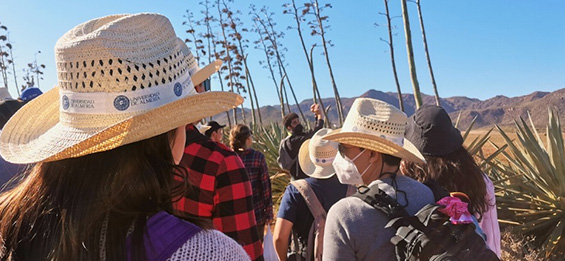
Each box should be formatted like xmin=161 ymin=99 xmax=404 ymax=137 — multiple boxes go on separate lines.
xmin=213 ymin=88 xmax=565 ymax=130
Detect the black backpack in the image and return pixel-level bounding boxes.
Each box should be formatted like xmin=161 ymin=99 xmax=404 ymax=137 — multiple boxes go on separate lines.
xmin=353 ymin=182 xmax=499 ymax=261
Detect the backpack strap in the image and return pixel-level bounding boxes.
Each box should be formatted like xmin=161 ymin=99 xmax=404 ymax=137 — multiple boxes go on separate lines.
xmin=353 ymin=183 xmax=409 ymax=219
xmin=127 ymin=211 xmax=202 ymax=261
xmin=423 ymin=179 xmax=450 ymax=201
xmin=290 ymin=180 xmax=326 ymax=219
xmin=345 ymin=185 xmax=356 ymax=197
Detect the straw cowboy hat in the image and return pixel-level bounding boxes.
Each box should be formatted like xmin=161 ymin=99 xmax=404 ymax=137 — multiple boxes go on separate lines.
xmin=0 ymin=13 xmax=243 ymax=164
xmin=298 ymin=128 xmax=339 ymax=179
xmin=323 ymin=98 xmax=425 ymax=164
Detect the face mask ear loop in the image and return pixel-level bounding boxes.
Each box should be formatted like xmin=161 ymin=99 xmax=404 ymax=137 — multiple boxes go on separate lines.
xmin=379 ymin=161 xmax=409 ymax=208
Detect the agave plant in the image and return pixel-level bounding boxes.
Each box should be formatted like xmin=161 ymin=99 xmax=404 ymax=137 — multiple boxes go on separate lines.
xmin=457 ymin=114 xmax=507 ymax=170
xmin=251 ymin=122 xmax=291 ymax=214
xmin=486 ymin=109 xmax=565 ymax=257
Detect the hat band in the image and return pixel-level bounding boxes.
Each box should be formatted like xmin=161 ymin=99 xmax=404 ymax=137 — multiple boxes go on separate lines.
xmin=344 ymin=125 xmax=405 ymax=146
xmin=59 ymin=71 xmax=195 ymax=114
xmin=310 ymin=154 xmax=335 ymax=165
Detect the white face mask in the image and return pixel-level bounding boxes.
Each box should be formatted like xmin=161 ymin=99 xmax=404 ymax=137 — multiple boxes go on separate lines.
xmin=332 ymin=149 xmax=372 ymax=185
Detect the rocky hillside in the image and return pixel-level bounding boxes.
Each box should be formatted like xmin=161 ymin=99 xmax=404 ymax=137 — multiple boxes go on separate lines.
xmin=213 ymin=88 xmax=565 ymax=130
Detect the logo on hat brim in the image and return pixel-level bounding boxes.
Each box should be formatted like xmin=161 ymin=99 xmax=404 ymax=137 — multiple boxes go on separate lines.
xmin=113 ymin=95 xmax=130 ymax=111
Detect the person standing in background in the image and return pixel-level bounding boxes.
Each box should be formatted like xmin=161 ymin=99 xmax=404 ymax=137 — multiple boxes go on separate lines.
xmin=203 ymin=120 xmax=226 ymax=143
xmin=278 ymin=104 xmax=324 ymax=180
xmin=402 ymin=105 xmax=501 ymax=257
xmin=174 ymin=44 xmax=263 ymax=260
xmin=230 ymin=124 xmax=273 ymax=239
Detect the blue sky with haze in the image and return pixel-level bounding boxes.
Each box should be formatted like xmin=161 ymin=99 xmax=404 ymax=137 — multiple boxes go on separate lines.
xmin=2 ymin=0 xmax=564 ymax=109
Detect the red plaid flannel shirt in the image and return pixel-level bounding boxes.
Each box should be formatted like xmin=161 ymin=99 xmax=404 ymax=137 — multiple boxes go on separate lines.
xmin=236 ymin=149 xmax=273 ymax=225
xmin=174 ymin=125 xmax=263 ymax=261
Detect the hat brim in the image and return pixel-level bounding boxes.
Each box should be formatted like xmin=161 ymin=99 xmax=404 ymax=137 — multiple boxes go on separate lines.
xmin=298 ymin=139 xmax=336 ymax=179
xmin=192 ymin=60 xmax=221 ymax=86
xmin=323 ymin=129 xmax=426 ymax=165
xmin=0 ymin=87 xmax=243 ymax=164
xmin=198 ymin=125 xmax=212 ymax=134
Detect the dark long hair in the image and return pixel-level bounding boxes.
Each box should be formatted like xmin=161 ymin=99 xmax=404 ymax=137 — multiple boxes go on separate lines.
xmin=229 ymin=124 xmax=251 ymax=152
xmin=0 ymin=129 xmax=208 ymax=260
xmin=402 ymin=146 xmax=490 ymax=220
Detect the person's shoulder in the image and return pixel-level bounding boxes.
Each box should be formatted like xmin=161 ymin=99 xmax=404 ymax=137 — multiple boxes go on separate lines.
xmin=249 ymin=148 xmax=265 ymax=157
xmin=214 ymin=142 xmax=240 ymax=156
xmin=193 ymin=139 xmax=238 ymax=157
xmin=328 ymin=195 xmax=371 ymax=217
xmin=169 ymin=229 xmax=250 ymax=261
xmin=396 ymin=175 xmax=431 ymax=190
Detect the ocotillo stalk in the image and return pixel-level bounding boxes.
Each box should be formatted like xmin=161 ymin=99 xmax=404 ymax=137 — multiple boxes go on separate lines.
xmin=383 ymin=0 xmax=404 ymax=112
xmin=216 ymin=0 xmax=237 ymax=123
xmin=310 ymin=46 xmax=317 ymax=104
xmin=312 ymin=0 xmax=344 ymax=125
xmin=279 ymin=74 xmax=287 ymax=120
xmin=252 ymin=16 xmax=282 ymax=103
xmin=260 ymin=11 xmax=307 ymax=125
xmin=245 ymin=58 xmax=263 ymax=125
xmin=310 ymin=45 xmax=330 ymax=127
xmin=415 ymin=0 xmax=440 ymax=106
xmin=289 ymin=1 xmax=320 ymax=110
xmin=400 ymin=0 xmax=422 ymax=108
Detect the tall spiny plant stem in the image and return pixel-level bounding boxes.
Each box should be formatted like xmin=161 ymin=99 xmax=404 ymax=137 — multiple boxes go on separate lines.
xmin=279 ymin=74 xmax=287 ymax=120
xmin=414 ymin=0 xmax=440 ymax=106
xmin=400 ymin=0 xmax=422 ymax=108
xmin=383 ymin=0 xmax=404 ymax=111
xmin=310 ymin=45 xmax=330 ymax=127
xmin=183 ymin=10 xmax=204 ymax=62
xmin=244 ymin=59 xmax=263 ymax=125
xmin=222 ymin=1 xmax=261 ymax=126
xmin=216 ymin=0 xmax=238 ymax=123
xmin=0 ymin=24 xmax=10 ymax=90
xmin=309 ymin=0 xmax=344 ymax=125
xmin=201 ymin=0 xmax=231 ymax=127
xmin=7 ymin=38 xmax=18 ymax=97
xmin=283 ymin=0 xmax=327 ymax=128
xmin=259 ymin=7 xmax=307 ymax=124
xmin=250 ymin=7 xmax=287 ymax=117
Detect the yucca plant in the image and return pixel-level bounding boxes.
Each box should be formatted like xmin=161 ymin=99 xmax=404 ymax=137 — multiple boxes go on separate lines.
xmin=486 ymin=109 xmax=565 ymax=258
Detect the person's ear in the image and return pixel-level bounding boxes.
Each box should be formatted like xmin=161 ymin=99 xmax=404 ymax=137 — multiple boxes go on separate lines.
xmin=286 ymin=126 xmax=292 ymax=132
xmin=368 ymin=150 xmax=381 ymax=164
xmin=399 ymin=160 xmax=408 ymax=175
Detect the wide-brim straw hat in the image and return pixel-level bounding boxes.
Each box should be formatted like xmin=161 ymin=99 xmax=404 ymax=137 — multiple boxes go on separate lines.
xmin=0 ymin=13 xmax=243 ymax=164
xmin=298 ymin=128 xmax=338 ymax=179
xmin=323 ymin=98 xmax=425 ymax=164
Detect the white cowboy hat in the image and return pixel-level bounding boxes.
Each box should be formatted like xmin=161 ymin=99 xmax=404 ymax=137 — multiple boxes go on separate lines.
xmin=0 ymin=13 xmax=243 ymax=164
xmin=323 ymin=98 xmax=425 ymax=164
xmin=299 ymin=128 xmax=339 ymax=179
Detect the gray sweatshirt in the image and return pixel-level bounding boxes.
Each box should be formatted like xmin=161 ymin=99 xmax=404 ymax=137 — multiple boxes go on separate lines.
xmin=323 ymin=175 xmax=434 ymax=261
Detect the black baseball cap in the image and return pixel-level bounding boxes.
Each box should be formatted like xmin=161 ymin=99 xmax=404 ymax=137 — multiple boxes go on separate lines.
xmin=405 ymin=105 xmax=463 ymax=156
xmin=204 ymin=121 xmax=226 ymax=137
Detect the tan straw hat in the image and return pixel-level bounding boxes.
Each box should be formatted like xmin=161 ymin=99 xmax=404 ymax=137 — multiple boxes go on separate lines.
xmin=299 ymin=128 xmax=339 ymax=179
xmin=323 ymin=98 xmax=425 ymax=164
xmin=0 ymin=13 xmax=243 ymax=164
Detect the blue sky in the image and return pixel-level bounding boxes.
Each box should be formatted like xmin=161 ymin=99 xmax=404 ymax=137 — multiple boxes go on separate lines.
xmin=1 ymin=0 xmax=564 ymax=109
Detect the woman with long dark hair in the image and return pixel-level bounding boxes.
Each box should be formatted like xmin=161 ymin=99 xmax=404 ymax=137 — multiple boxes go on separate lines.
xmin=0 ymin=13 xmax=249 ymax=260
xmin=230 ymin=124 xmax=273 ymax=237
xmin=402 ymin=105 xmax=501 ymax=257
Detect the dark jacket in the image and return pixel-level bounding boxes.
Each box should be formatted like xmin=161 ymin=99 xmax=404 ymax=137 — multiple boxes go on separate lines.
xmin=278 ymin=119 xmax=324 ymax=180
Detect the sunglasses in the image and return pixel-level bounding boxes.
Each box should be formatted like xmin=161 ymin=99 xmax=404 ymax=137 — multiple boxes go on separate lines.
xmin=202 ymin=78 xmax=211 ymax=92
xmin=338 ymin=143 xmax=364 ymax=157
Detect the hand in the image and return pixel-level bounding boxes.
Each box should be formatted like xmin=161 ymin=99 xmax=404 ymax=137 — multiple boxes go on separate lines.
xmin=310 ymin=104 xmax=321 ymax=116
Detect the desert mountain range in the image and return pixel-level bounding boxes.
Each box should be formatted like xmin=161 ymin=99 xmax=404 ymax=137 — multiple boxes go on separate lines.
xmin=213 ymin=88 xmax=565 ymax=130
